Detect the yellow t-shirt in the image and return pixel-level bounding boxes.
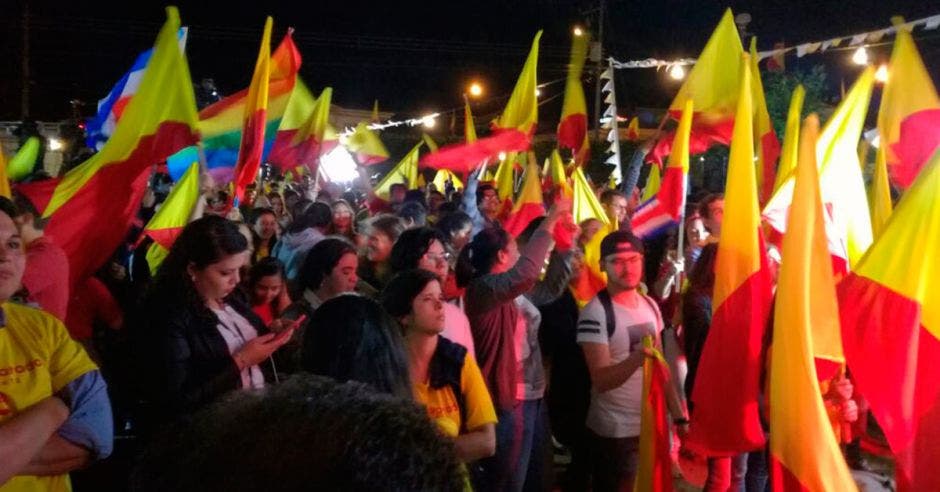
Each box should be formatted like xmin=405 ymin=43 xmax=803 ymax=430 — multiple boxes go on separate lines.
xmin=414 ymin=353 xmax=497 ymax=438
xmin=0 ymin=302 xmax=98 ymax=492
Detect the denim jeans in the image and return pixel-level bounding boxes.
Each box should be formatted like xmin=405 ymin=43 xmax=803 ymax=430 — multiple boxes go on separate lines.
xmin=588 ymin=430 xmax=640 ymax=492
xmin=518 ymin=398 xmax=552 ymax=492
xmin=473 ymin=404 xmax=522 ymax=491
xmin=705 ymin=454 xmax=748 ymax=491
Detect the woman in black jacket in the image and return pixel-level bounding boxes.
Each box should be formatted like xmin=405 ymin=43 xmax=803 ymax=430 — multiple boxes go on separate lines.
xmin=136 ymin=216 xmax=295 ymax=428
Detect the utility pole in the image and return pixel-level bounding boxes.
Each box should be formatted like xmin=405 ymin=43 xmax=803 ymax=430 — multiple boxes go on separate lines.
xmin=21 ymin=0 xmax=31 ymax=119
xmin=591 ymin=0 xmax=606 ymax=142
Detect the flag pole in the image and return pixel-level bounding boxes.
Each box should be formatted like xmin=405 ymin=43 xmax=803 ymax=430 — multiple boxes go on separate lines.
xmin=673 ymin=174 xmax=688 ymax=294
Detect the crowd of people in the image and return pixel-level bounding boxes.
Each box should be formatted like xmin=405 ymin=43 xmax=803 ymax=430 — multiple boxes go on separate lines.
xmin=0 ymin=157 xmax=871 ymax=492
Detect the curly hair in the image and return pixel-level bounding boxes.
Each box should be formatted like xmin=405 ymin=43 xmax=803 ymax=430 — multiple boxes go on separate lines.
xmin=144 ymin=216 xmax=248 ymax=324
xmin=132 ymin=374 xmax=464 ymax=492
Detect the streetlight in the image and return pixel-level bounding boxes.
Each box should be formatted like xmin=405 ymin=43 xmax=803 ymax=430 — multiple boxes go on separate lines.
xmin=852 ymin=46 xmax=869 ymax=66
xmin=573 ymin=26 xmax=584 ymax=37
xmin=422 ymin=116 xmax=436 ymax=129
xmin=468 ymin=82 xmax=484 ymax=98
xmin=669 ymin=64 xmax=686 ymax=81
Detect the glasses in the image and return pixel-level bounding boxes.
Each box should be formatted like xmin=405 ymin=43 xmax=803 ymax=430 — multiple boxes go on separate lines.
xmin=425 ymin=251 xmax=451 ymax=263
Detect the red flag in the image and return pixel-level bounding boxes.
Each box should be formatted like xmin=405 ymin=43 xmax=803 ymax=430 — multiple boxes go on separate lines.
xmin=231 ymin=17 xmax=272 ymax=205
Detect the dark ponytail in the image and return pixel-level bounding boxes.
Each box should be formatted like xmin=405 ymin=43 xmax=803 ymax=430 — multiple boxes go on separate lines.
xmin=455 ymin=227 xmax=510 ymax=287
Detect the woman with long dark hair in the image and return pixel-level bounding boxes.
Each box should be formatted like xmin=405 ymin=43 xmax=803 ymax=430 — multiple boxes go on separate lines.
xmin=300 ymin=294 xmax=412 ymax=399
xmin=382 ymin=269 xmax=496 ymax=463
xmin=136 ymin=216 xmax=296 ymax=426
xmin=389 ymin=227 xmax=474 ymax=357
xmin=246 ymin=257 xmax=290 ymax=326
xmin=454 ymin=202 xmax=567 ymax=491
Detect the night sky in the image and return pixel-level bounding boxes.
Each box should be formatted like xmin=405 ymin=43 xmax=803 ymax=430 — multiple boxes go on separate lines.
xmin=2 ymin=0 xmax=939 ymax=124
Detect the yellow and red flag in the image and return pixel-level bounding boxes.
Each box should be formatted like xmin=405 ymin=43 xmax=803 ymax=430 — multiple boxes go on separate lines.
xmin=143 ymin=162 xmax=201 ymax=275
xmin=625 ymin=116 xmax=641 ymax=141
xmin=199 ymin=30 xmax=302 ymax=183
xmin=503 ymin=160 xmax=545 ymax=236
xmin=750 ymin=38 xmax=781 ymax=204
xmin=869 ymin=147 xmax=893 ymax=240
xmin=374 ymin=140 xmax=423 ymax=200
xmin=345 ymin=121 xmax=390 ymax=166
xmin=769 ymin=114 xmax=857 ymax=492
xmin=231 ymin=17 xmax=273 ymax=205
xmin=877 ymin=21 xmax=940 ymax=189
xmin=16 ymin=7 xmax=198 ymax=291
xmin=648 ymin=9 xmax=743 ymax=164
xmin=422 ymin=31 xmax=541 ymax=172
xmin=431 ymin=168 xmax=463 ymax=192
xmin=545 ymin=149 xmax=572 ymax=197
xmin=640 ymin=164 xmax=661 ymax=203
xmin=685 ymin=55 xmax=774 ymax=456
xmin=268 ymin=87 xmax=338 ymax=175
xmin=837 ymin=148 xmax=940 ymax=491
xmin=635 ymin=336 xmax=674 ymax=492
xmin=764 ymin=68 xmax=875 ymax=274
xmin=571 ymin=167 xmax=611 ymax=306
xmin=557 ymin=29 xmax=590 ymax=164
xmin=772 ymin=85 xmax=805 ymax=194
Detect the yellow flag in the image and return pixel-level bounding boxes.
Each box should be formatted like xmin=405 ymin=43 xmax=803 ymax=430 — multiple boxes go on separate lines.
xmin=496 ymin=31 xmax=541 ymax=133
xmin=773 ymin=85 xmax=805 ymax=193
xmin=374 ymin=141 xmax=423 ymax=200
xmin=572 ymin=166 xmax=608 ymax=226
xmin=769 ymin=114 xmax=857 ymax=491
xmin=345 ymin=121 xmax=389 ymax=165
xmin=870 ymin=151 xmax=893 ymax=240
xmin=495 ymin=152 xmax=516 ymax=202
xmin=432 ymin=169 xmax=463 ymax=191
xmin=464 ymin=100 xmax=477 ymax=143
xmin=750 ymin=37 xmax=780 ymax=204
xmin=641 ymin=164 xmax=661 ymax=202
xmin=0 ymin=143 xmax=10 ymax=198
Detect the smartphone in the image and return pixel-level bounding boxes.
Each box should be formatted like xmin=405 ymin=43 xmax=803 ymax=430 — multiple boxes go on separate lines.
xmin=280 ymin=303 xmax=308 ymax=322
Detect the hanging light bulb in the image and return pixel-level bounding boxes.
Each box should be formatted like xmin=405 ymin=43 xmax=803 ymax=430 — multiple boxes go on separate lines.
xmin=669 ymin=64 xmax=686 ymax=80
xmin=875 ymin=63 xmax=889 ymax=83
xmin=852 ymin=46 xmax=869 ymax=66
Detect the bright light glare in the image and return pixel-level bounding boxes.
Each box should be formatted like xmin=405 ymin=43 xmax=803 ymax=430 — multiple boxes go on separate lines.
xmin=875 ymin=64 xmax=889 ymax=83
xmin=573 ymin=27 xmax=584 ymax=36
xmin=852 ymin=46 xmax=869 ymax=66
xmin=498 ymin=152 xmax=507 ymax=161
xmin=320 ymin=146 xmax=360 ymax=183
xmin=422 ymin=116 xmax=436 ymax=129
xmin=468 ymin=82 xmax=484 ymax=97
xmin=48 ymin=138 xmax=64 ymax=151
xmin=535 ymin=88 xmax=542 ymax=97
xmin=669 ymin=64 xmax=686 ymax=80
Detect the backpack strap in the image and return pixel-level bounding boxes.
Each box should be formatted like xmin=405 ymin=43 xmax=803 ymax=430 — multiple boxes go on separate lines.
xmin=596 ymin=289 xmax=617 ymax=339
xmin=428 ymin=336 xmax=470 ymax=433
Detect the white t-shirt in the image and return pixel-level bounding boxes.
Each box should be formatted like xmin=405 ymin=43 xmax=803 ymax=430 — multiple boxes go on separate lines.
xmin=576 ymin=293 xmax=662 ymax=438
xmin=212 ymin=305 xmax=266 ymax=390
xmin=442 ymin=301 xmax=475 ymax=359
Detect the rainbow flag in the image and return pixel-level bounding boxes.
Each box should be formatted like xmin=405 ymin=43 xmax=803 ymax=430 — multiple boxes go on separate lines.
xmin=198 ymin=29 xmax=302 ymax=183
xmin=24 ymin=7 xmax=198 ymax=290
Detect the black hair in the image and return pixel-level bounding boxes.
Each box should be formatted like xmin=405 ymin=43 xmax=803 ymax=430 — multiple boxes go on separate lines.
xmin=287 ymin=201 xmax=332 ymax=234
xmin=698 ymin=193 xmax=725 ymax=220
xmin=436 ymin=201 xmax=460 ymax=215
xmin=403 ymin=189 xmax=427 ymax=207
xmin=11 ymin=191 xmax=48 ymax=230
xmin=145 ymin=216 xmax=248 ymax=321
xmin=301 ymin=295 xmax=413 ymax=399
xmin=455 ymin=226 xmax=510 ymax=287
xmin=131 ymin=374 xmax=463 ymax=492
xmin=247 ymin=257 xmax=284 ymax=289
xmin=388 ymin=227 xmax=445 ymax=274
xmin=299 ymin=237 xmax=357 ymax=291
xmin=367 ymin=214 xmax=405 ymax=243
xmin=0 ymin=196 xmax=18 ymax=221
xmin=434 ymin=212 xmax=472 ymax=243
xmin=475 ymin=183 xmax=496 ymax=205
xmin=397 ymin=201 xmax=427 ymax=227
xmin=381 ymin=269 xmax=440 ymax=320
